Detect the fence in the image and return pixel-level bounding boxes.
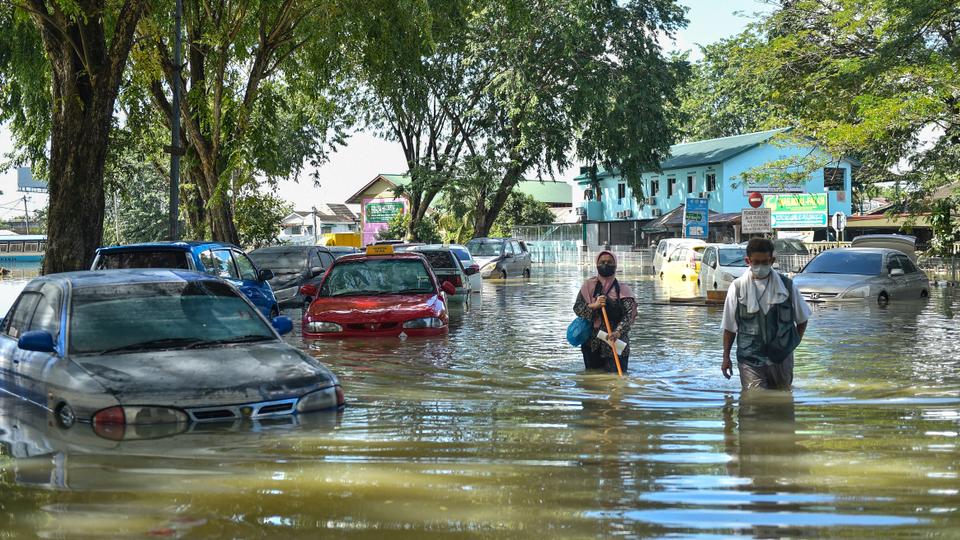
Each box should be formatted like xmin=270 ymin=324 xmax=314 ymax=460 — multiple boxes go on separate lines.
xmin=918 ymin=256 xmax=960 ymax=282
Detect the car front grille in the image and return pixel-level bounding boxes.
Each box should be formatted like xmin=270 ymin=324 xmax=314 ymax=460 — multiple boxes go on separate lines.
xmin=345 ymin=322 xmax=399 ymax=331
xmin=186 ymin=398 xmax=298 ymax=422
xmin=801 ymin=291 xmax=840 ymax=301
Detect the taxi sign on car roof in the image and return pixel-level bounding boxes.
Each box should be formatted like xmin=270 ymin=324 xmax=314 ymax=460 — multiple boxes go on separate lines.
xmin=366 ymin=244 xmax=394 ymax=255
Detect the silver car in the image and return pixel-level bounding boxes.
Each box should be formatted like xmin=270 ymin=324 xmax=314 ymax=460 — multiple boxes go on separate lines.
xmin=466 ymin=237 xmax=532 ymax=279
xmin=0 ymin=269 xmax=344 ymax=431
xmin=793 ymin=248 xmax=930 ymax=304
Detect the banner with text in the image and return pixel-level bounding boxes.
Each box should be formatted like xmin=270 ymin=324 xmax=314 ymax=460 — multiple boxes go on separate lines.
xmin=362 ymin=198 xmax=406 ymax=245
xmin=764 ymin=193 xmax=828 ymax=229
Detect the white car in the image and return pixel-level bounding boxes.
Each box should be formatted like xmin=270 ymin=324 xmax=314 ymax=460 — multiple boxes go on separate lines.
xmin=653 ymin=238 xmax=706 ymax=276
xmin=698 ymin=244 xmax=748 ymax=295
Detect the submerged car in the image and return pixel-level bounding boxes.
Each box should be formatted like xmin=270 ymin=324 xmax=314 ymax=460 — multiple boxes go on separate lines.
xmin=793 ymin=248 xmax=929 ymax=304
xmin=0 ymin=270 xmax=344 ymax=435
xmin=408 ymin=245 xmax=477 ymax=297
xmin=301 ymin=246 xmax=456 ymax=338
xmin=465 ymin=237 xmax=532 ymax=279
xmin=698 ymin=244 xmax=748 ymax=294
xmin=660 ymin=244 xmax=704 ymax=283
xmin=653 ymin=238 xmax=706 ymax=276
xmin=92 ymin=241 xmax=279 ymax=318
xmin=248 ymin=245 xmax=336 ymax=309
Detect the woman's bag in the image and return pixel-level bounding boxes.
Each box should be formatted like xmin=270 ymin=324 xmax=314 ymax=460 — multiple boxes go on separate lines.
xmin=567 ymin=317 xmax=593 ymax=346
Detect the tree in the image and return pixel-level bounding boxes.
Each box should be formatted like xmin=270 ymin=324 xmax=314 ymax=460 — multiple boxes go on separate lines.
xmin=129 ymin=0 xmax=350 ymax=244
xmin=455 ymin=0 xmax=689 ymax=236
xmin=234 ymin=188 xmax=291 ymax=248
xmin=376 ymin=211 xmax=441 ymax=244
xmin=489 ymin=192 xmax=554 ymax=237
xmin=739 ymin=0 xmax=960 ymax=199
xmin=1 ymin=0 xmax=148 ymax=272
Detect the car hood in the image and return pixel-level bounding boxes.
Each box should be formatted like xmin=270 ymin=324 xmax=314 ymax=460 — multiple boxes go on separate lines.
xmin=71 ymin=342 xmax=336 ymax=407
xmin=793 ymin=273 xmax=874 ymax=293
xmin=307 ymin=294 xmax=444 ymax=323
xmin=719 ymin=266 xmax=748 ymax=278
xmin=268 ymin=271 xmax=304 ymax=289
xmin=474 ymin=256 xmax=500 ymax=268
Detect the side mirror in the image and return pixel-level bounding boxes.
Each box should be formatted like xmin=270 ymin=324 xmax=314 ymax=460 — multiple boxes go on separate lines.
xmin=271 ymin=316 xmax=293 ymax=336
xmin=441 ymin=281 xmax=457 ymax=295
xmin=299 ymin=284 xmax=318 ymax=297
xmin=890 ymin=268 xmax=905 ymax=277
xmin=464 ymin=265 xmax=479 ymax=276
xmin=309 ymin=266 xmax=324 ymax=278
xmin=18 ymin=331 xmax=56 ymax=353
xmin=502 ymin=252 xmax=514 ymax=259
xmin=258 ymin=269 xmax=274 ymax=282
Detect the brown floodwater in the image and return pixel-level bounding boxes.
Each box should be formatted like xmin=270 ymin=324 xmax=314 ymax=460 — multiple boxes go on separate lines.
xmin=1 ymin=266 xmax=958 ymax=538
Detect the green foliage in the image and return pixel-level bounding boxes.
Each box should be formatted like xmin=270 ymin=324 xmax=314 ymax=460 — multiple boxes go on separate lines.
xmin=489 ymin=192 xmax=554 ymax=237
xmin=235 ymin=190 xmax=293 ymax=249
xmin=928 ymin=198 xmax=958 ymax=257
xmin=102 ymin=128 xmax=170 ymax=244
xmin=376 ymin=211 xmax=441 ymax=244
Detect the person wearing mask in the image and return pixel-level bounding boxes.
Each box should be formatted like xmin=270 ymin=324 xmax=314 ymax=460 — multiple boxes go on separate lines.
xmin=721 ymin=238 xmax=812 ymax=390
xmin=573 ymin=251 xmax=638 ymax=372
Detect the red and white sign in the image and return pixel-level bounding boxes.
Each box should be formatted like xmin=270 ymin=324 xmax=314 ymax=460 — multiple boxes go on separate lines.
xmin=748 ymin=191 xmax=764 ymax=209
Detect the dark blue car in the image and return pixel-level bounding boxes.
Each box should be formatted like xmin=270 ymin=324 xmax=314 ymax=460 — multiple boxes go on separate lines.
xmin=92 ymin=242 xmax=280 ymax=318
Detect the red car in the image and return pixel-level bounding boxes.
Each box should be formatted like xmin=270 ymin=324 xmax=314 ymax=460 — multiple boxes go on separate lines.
xmin=300 ymin=247 xmax=457 ymax=338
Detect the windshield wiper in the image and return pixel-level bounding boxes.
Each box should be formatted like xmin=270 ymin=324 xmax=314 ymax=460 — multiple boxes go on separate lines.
xmin=97 ymin=337 xmax=207 ymax=355
xmin=189 ymin=334 xmax=274 ymax=347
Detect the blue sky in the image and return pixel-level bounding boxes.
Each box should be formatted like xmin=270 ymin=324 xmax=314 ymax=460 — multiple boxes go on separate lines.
xmin=0 ymin=0 xmax=770 ymax=217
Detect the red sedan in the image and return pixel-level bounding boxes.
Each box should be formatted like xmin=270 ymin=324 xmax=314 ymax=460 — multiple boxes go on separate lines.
xmin=301 ymin=247 xmax=456 ymax=338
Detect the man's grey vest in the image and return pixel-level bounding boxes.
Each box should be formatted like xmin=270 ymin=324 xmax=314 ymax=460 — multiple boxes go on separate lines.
xmin=734 ymin=274 xmax=801 ymax=366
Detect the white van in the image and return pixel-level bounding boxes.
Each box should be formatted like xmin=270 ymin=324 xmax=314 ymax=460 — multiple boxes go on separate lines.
xmin=698 ymin=243 xmax=749 ymax=296
xmin=653 ymin=238 xmax=706 ymax=275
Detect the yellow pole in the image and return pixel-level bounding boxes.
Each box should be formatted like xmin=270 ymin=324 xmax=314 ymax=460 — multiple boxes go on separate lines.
xmin=601 ymin=306 xmax=623 ymax=377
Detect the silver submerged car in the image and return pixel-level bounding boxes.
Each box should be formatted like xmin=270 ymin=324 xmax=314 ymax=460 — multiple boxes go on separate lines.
xmin=793 ymin=248 xmax=930 ymax=304
xmin=0 ymin=269 xmax=344 ymax=437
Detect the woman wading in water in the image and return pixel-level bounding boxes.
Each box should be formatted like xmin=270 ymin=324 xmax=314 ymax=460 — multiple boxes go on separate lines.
xmin=573 ymin=251 xmax=637 ymax=372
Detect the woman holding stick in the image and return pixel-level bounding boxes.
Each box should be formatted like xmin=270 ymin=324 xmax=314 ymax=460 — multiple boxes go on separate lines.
xmin=573 ymin=251 xmax=638 ymax=373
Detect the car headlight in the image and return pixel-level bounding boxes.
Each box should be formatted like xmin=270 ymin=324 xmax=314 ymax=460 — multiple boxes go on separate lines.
xmin=307 ymin=321 xmax=342 ymax=333
xmin=296 ymin=385 xmax=345 ymax=412
xmin=402 ymin=317 xmax=445 ymax=329
xmin=841 ymin=285 xmax=871 ymax=299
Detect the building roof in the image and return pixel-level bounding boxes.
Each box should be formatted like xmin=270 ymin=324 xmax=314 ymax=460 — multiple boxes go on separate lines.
xmin=345 ymin=174 xmax=410 ymax=204
xmin=347 ymin=173 xmax=572 ymax=206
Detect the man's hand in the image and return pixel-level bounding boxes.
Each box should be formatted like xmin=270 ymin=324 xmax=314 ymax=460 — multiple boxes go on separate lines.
xmin=721 ymin=354 xmax=733 ymax=380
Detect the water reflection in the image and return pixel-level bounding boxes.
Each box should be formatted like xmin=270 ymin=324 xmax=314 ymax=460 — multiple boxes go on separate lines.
xmin=0 ymin=269 xmax=958 ymax=537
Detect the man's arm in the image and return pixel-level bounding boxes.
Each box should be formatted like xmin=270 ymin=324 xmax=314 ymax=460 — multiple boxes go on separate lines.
xmin=722 ymin=330 xmax=736 ymax=379
xmin=796 ymin=321 xmax=808 ymax=340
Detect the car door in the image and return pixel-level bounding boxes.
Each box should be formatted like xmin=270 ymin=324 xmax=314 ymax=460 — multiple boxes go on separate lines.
xmin=883 ymin=253 xmax=906 ymax=298
xmin=700 ymin=247 xmax=717 ymax=293
xmin=231 ymin=249 xmax=277 ymax=317
xmin=896 ymin=254 xmax=926 ymax=297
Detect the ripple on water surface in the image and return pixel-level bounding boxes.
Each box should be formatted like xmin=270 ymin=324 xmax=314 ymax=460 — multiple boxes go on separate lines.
xmin=0 ymin=267 xmax=958 ymax=537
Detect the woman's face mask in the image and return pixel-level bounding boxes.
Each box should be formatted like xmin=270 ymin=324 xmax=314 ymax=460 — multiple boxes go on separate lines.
xmin=597 ymin=262 xmax=616 ymax=277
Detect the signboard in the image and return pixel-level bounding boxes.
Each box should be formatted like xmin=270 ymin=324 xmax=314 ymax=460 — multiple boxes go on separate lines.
xmin=684 ymin=197 xmax=709 ymax=239
xmin=743 ymin=179 xmax=804 ymax=193
xmin=764 ymin=193 xmax=828 ymax=229
xmin=832 ymin=212 xmax=846 ymax=232
xmin=361 ymin=197 xmax=406 ymax=246
xmin=16 ymin=167 xmax=47 ymax=193
xmin=741 ymin=208 xmax=772 ymax=234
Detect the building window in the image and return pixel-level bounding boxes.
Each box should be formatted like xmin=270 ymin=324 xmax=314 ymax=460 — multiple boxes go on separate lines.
xmin=650 ymin=179 xmax=660 ymax=197
xmin=824 ymin=167 xmax=845 ymax=191
xmin=289 ymin=226 xmax=302 ymax=235
xmin=617 ymin=183 xmax=626 ymax=201
xmin=706 ymin=173 xmax=717 ymax=192
xmin=668 ymin=178 xmax=676 ymax=197
xmin=687 ymin=175 xmax=695 ymax=194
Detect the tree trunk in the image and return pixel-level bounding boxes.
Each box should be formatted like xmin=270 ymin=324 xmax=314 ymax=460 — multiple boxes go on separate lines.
xmin=180 ymin=171 xmax=207 ymax=239
xmin=473 ymin=169 xmax=523 ymax=238
xmin=33 ymin=0 xmax=147 ymax=273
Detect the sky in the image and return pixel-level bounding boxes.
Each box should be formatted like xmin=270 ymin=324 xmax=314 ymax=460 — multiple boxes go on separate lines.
xmin=0 ymin=0 xmax=770 ymax=217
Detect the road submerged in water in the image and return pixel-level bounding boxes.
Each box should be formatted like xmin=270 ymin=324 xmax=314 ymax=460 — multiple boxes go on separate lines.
xmin=1 ymin=266 xmax=958 ymax=537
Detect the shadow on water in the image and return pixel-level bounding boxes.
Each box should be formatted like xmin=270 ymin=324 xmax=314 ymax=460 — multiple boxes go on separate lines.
xmin=0 ymin=270 xmax=958 ymax=537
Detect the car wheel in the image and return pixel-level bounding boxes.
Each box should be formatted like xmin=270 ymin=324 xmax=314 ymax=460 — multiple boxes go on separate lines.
xmin=713 ymin=283 xmax=718 ymax=290
xmin=523 ymin=268 xmax=530 ymax=278
xmin=500 ymin=269 xmax=507 ymax=279
xmin=681 ymin=274 xmax=687 ymax=281
xmin=659 ymin=272 xmax=664 ymax=280
xmin=270 ymin=306 xmax=280 ymax=318
xmin=920 ymin=289 xmax=929 ymax=298
xmin=878 ymin=292 xmax=889 ymax=306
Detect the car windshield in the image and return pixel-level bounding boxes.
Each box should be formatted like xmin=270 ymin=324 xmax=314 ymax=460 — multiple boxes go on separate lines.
xmin=467 ymin=240 xmax=503 ymax=257
xmin=95 ymin=250 xmax=190 ymax=270
xmin=718 ymin=248 xmax=748 ymax=267
xmin=320 ymin=259 xmax=434 ymax=296
xmin=803 ymin=251 xmax=883 ymax=275
xmin=417 ymin=250 xmax=459 ymax=270
xmin=69 ymin=281 xmax=274 ymax=354
xmin=248 ymin=249 xmax=306 ymax=273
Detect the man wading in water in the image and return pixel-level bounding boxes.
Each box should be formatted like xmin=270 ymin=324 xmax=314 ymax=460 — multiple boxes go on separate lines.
xmin=721 ymin=238 xmax=811 ymax=390
xmin=573 ymin=251 xmax=638 ymax=372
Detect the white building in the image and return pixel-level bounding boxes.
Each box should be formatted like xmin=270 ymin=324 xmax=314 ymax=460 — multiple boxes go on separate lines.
xmin=278 ymin=204 xmax=358 ymax=245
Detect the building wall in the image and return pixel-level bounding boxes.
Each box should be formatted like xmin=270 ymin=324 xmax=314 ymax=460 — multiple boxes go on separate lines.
xmin=577 ymin=142 xmax=853 ymax=223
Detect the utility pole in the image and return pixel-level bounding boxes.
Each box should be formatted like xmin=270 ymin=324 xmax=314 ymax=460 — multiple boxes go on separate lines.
xmin=311 ymin=206 xmax=319 ymax=245
xmin=168 ymin=0 xmax=184 ymax=240
xmin=22 ymin=196 xmax=29 ymax=234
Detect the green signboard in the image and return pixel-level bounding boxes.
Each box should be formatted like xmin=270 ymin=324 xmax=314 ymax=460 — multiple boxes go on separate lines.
xmin=365 ymin=201 xmax=404 ymax=224
xmin=764 ymin=193 xmax=828 ymax=228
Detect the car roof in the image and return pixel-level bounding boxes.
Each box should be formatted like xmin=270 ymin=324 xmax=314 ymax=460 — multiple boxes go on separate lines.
xmin=819 ymin=247 xmax=901 ymax=255
xmin=334 ymin=252 xmax=428 ymax=263
xmin=34 ymin=269 xmax=221 ymax=290
xmin=250 ymin=245 xmax=326 ymax=253
xmin=96 ymin=241 xmax=239 ymax=253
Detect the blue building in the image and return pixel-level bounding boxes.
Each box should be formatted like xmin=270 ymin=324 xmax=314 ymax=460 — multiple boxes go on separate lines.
xmin=574 ymin=128 xmax=856 ymax=243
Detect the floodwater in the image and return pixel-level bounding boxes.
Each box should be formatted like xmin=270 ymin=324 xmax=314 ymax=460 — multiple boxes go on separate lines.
xmin=1 ymin=266 xmax=959 ymax=538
